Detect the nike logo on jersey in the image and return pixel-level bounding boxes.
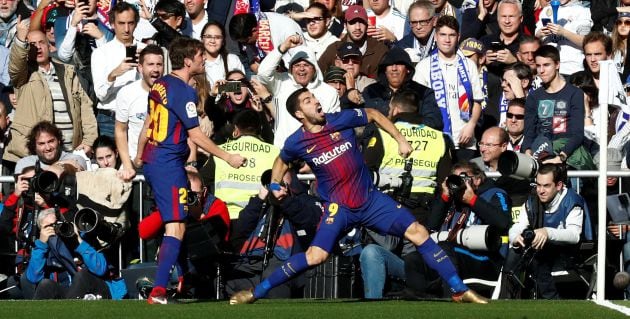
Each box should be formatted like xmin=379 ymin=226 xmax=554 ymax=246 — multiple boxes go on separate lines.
xmin=306 ymin=145 xmax=317 ymax=153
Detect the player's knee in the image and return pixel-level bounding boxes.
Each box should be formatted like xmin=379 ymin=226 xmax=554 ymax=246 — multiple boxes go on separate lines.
xmin=305 ymin=246 xmax=329 ymax=266
xmin=404 ymin=222 xmax=429 ymax=246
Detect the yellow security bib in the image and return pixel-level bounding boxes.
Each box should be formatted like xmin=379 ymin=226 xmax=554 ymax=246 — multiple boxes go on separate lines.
xmin=376 ymin=122 xmax=445 ymax=194
xmin=215 ymin=136 xmax=279 ymax=219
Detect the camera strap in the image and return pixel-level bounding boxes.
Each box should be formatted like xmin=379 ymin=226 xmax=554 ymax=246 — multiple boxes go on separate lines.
xmin=444 ymin=206 xmax=471 ymax=242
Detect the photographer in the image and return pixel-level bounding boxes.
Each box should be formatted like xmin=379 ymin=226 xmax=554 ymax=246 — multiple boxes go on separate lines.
xmin=16 ymin=208 xmax=124 ymax=300
xmin=403 ymin=161 xmax=512 ymax=298
xmin=225 ymin=169 xmax=322 ymax=298
xmin=505 ymin=163 xmax=592 ymax=299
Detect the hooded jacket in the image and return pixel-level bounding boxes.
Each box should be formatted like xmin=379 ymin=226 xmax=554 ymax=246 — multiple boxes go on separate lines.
xmin=257 ymin=46 xmax=340 ymax=148
xmin=362 ymin=46 xmax=443 ymax=131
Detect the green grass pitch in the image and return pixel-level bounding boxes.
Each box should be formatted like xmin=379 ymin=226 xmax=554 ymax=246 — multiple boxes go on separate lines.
xmin=0 ymin=299 xmax=627 ymax=319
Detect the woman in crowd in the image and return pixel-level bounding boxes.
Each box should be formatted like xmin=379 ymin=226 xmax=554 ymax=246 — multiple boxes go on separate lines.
xmin=92 ymin=135 xmax=120 ymax=169
xmin=201 ymin=21 xmax=245 ymax=90
xmin=207 ymin=70 xmax=273 ymax=145
xmin=614 ymin=12 xmax=630 ymax=74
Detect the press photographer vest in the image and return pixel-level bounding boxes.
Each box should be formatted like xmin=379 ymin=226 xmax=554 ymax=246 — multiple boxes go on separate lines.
xmin=215 ymin=136 xmax=279 ymax=219
xmin=377 ymin=122 xmax=444 ymax=194
xmin=525 ymin=187 xmax=593 ymax=242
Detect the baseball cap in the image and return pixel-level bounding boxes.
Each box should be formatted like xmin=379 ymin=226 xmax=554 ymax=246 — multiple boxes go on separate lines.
xmin=324 ymin=66 xmax=346 ymax=84
xmin=345 ymin=5 xmax=368 ymax=24
xmin=460 ymin=38 xmax=485 ymax=57
xmin=337 ymin=43 xmax=362 ymax=59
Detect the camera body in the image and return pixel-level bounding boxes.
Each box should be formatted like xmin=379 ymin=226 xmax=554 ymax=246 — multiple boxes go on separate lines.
xmin=445 ymin=173 xmax=471 ymax=202
xmin=521 ymin=228 xmax=535 ymax=248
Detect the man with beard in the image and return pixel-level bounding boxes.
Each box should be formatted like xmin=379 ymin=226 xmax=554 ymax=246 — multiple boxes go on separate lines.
xmin=302 ymin=2 xmax=338 ymax=60
xmin=14 ymin=121 xmax=88 ymax=175
xmin=0 ymin=0 xmax=29 ymax=48
xmin=181 ymin=0 xmax=207 ymax=39
xmin=318 ymin=5 xmax=388 ymax=78
xmin=115 ymin=45 xmax=164 ymax=181
xmin=230 ymin=87 xmax=488 ymax=305
xmin=5 ymin=21 xmax=96 ymax=174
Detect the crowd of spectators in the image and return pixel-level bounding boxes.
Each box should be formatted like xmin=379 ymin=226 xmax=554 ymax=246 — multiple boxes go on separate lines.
xmin=0 ymin=0 xmax=627 ymax=302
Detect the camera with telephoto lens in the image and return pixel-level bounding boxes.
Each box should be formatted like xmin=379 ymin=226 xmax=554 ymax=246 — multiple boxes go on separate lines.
xmin=430 ymin=225 xmax=502 ymax=252
xmin=498 ymin=151 xmax=540 ymax=180
xmin=53 ymin=220 xmax=75 ymax=238
xmin=74 ymin=207 xmax=123 ymax=244
xmin=445 ymin=173 xmax=472 ymax=202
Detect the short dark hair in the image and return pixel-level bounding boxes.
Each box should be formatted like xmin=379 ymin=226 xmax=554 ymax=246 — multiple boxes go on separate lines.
xmin=229 ymin=13 xmax=258 ymax=41
xmin=154 ymin=0 xmax=185 ymax=18
xmin=307 ymin=2 xmax=331 ymax=19
xmin=435 ymin=15 xmax=459 ymax=34
xmin=286 ymin=87 xmax=310 ymax=120
xmin=109 ymin=1 xmax=139 ymax=23
xmin=537 ymin=163 xmax=566 ymax=184
xmin=233 ymin=109 xmax=262 ymax=136
xmin=508 ymin=97 xmax=526 ymax=109
xmin=92 ymin=135 xmax=117 ymax=153
xmin=582 ymin=31 xmax=613 ymax=55
xmin=27 ymin=121 xmax=63 ymax=155
xmin=139 ymin=44 xmax=163 ymax=64
xmin=519 ymin=35 xmax=541 ymax=48
xmin=504 ymin=61 xmax=534 ymax=81
xmin=534 ymin=45 xmax=560 ymax=63
xmin=452 ymin=160 xmax=486 ymax=182
xmin=391 ymin=89 xmax=419 ymax=113
xmin=169 ymin=37 xmax=204 ymax=70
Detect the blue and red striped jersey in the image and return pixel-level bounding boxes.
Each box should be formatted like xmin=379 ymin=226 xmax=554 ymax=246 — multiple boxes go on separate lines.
xmin=142 ymin=75 xmax=199 ymax=165
xmin=280 ymin=109 xmax=373 ymax=209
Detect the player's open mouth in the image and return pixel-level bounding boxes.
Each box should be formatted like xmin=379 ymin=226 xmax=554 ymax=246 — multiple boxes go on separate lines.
xmin=316 ymin=106 xmax=323 ymax=113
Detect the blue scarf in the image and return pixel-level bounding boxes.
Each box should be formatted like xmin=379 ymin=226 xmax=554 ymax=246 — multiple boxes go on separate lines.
xmin=429 ymin=49 xmax=474 ymax=136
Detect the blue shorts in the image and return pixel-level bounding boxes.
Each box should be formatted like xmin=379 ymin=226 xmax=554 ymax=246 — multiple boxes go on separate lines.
xmin=144 ymin=163 xmax=188 ymax=222
xmin=310 ymin=191 xmax=416 ymax=253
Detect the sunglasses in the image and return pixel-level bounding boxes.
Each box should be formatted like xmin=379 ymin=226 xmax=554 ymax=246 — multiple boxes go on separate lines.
xmin=506 ymin=112 xmax=525 ymax=120
xmin=305 ymin=17 xmax=325 ymax=24
xmin=617 ymin=19 xmax=630 ymax=27
xmin=339 ymin=57 xmax=360 ymax=64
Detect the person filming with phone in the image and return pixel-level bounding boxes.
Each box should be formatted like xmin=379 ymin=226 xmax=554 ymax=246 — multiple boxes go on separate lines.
xmin=479 ymin=0 xmax=526 ymax=77
xmin=206 ymin=70 xmax=274 ymax=145
xmin=91 ymin=2 xmax=145 ymax=138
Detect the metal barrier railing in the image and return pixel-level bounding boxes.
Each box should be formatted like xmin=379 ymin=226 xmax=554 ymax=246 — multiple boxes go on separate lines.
xmin=0 ymin=170 xmax=626 ymax=298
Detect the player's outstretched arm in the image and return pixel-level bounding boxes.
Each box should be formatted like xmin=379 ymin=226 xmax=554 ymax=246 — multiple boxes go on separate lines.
xmin=365 ymin=108 xmax=412 ymax=158
xmin=188 ymin=127 xmax=247 ymax=168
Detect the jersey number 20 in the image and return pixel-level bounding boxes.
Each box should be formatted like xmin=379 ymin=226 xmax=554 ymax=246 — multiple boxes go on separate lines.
xmin=147 ymin=99 xmax=169 ymax=142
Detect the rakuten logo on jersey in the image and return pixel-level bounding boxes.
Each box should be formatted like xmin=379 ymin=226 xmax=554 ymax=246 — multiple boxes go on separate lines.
xmin=312 ymin=141 xmax=352 ymax=166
